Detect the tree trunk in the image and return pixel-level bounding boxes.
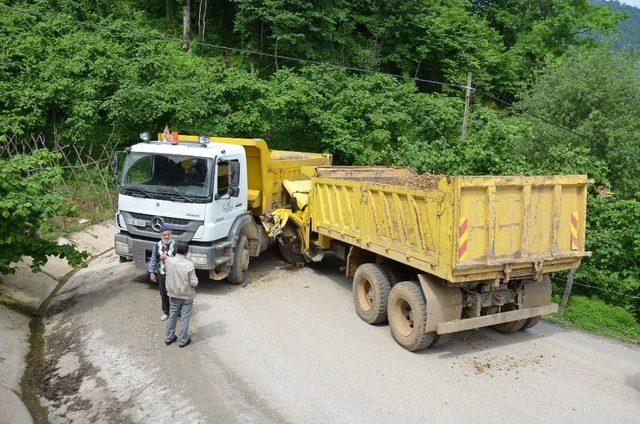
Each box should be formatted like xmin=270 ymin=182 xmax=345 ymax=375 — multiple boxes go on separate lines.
xmin=182 ymin=0 xmax=191 ymax=51
xmin=197 ymin=0 xmax=207 ymax=40
xmin=201 ymin=0 xmax=207 ymax=40
xmin=274 ymin=38 xmax=278 ymax=70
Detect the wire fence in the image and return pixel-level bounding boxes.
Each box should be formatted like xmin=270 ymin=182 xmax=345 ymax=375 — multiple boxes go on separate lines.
xmin=1 ymin=135 xmax=119 ymax=230
xmin=550 ymin=275 xmax=640 ymax=301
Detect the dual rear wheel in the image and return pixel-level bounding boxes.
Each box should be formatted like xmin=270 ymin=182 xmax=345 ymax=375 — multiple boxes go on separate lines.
xmin=352 ymin=263 xmax=541 ymax=351
xmin=352 ymin=263 xmax=438 ymax=351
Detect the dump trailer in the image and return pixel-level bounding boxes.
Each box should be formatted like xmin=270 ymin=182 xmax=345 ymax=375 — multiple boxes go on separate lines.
xmin=114 ymin=133 xmax=331 ymax=284
xmin=271 ymin=166 xmax=591 ymax=351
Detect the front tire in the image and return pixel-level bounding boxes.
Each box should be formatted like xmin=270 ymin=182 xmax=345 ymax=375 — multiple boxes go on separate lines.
xmin=228 ymin=236 xmax=250 ymax=285
xmin=353 ymin=263 xmax=392 ymax=324
xmin=277 ymin=224 xmax=306 ymax=267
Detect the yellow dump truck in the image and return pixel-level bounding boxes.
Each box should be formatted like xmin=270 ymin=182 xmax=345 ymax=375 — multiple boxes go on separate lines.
xmin=270 ymin=166 xmax=590 ymax=351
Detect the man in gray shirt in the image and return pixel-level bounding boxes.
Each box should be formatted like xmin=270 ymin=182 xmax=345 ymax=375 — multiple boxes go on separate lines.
xmin=164 ymin=241 xmax=199 ymax=348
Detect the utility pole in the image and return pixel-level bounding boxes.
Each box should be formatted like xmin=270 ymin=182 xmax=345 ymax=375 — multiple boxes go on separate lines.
xmin=461 ymin=71 xmax=472 ymax=139
xmin=559 ymin=268 xmax=577 ymax=316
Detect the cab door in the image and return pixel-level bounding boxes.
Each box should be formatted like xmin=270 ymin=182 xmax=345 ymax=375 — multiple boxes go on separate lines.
xmin=210 ymin=156 xmax=244 ymax=239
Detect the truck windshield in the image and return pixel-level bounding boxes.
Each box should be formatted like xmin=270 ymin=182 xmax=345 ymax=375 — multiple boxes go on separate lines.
xmin=120 ymin=153 xmax=212 ymax=202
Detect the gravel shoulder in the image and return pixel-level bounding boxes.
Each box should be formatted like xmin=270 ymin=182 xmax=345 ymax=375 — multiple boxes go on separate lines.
xmin=35 ymin=249 xmax=640 ymax=424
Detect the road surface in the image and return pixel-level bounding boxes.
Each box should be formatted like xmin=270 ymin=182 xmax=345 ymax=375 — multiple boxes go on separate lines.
xmin=37 ymin=249 xmax=640 ymax=423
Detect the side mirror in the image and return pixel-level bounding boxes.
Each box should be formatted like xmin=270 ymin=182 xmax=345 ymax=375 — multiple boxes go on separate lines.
xmin=112 ymin=151 xmax=125 ymax=185
xmin=229 ymin=161 xmax=240 ymax=188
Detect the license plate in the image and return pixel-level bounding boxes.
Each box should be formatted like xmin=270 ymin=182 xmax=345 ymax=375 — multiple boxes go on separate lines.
xmin=126 ymin=218 xmax=146 ymax=227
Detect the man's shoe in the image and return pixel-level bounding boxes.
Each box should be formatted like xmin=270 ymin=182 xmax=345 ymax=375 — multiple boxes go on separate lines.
xmin=160 ymin=313 xmax=168 ymax=321
xmin=165 ymin=335 xmax=177 ymax=346
xmin=178 ymin=338 xmax=191 ymax=348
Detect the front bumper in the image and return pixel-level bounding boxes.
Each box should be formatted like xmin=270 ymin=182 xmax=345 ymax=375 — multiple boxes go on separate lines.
xmin=114 ymin=232 xmax=231 ymax=271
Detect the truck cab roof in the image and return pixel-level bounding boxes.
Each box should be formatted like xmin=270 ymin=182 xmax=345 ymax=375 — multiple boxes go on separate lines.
xmin=129 ymin=140 xmax=244 ymax=158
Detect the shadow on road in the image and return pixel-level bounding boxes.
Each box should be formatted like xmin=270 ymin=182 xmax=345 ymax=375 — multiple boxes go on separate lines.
xmin=192 ymin=320 xmax=227 ymax=345
xmin=626 ymin=373 xmax=640 ymax=392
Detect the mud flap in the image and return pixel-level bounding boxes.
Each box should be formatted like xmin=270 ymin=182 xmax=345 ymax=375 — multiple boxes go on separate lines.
xmin=417 ymin=274 xmax=463 ymax=333
xmin=521 ymin=274 xmax=553 ymax=308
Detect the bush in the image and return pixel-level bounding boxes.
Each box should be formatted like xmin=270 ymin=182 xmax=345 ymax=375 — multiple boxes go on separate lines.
xmin=577 ymin=195 xmax=640 ymax=319
xmin=0 ymin=149 xmax=88 ymax=274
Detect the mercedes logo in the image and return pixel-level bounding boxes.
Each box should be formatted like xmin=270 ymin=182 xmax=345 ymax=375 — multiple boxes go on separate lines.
xmin=152 ymin=216 xmax=164 ymax=232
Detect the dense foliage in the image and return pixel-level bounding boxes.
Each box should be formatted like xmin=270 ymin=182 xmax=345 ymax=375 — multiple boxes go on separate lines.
xmin=516 ymin=46 xmax=640 ymax=198
xmin=0 ymin=0 xmax=639 ymax=319
xmin=591 ymin=0 xmax=640 ymax=50
xmin=0 ymin=150 xmax=89 ymax=274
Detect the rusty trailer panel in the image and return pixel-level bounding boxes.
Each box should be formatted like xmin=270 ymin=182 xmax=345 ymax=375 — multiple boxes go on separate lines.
xmin=308 ymin=168 xmax=590 ymax=284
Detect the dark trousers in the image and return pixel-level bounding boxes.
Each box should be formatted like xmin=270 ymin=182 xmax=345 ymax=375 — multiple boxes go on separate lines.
xmin=157 ymin=273 xmax=170 ymax=315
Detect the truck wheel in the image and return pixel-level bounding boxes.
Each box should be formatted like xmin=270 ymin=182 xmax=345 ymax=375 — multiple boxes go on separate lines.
xmin=277 ymin=223 xmax=306 ymax=267
xmin=228 ymin=235 xmax=250 ymax=285
xmin=353 ymin=263 xmax=392 ymax=324
xmin=388 ymin=281 xmax=438 ymax=351
xmin=277 ymin=235 xmax=306 ymax=267
xmin=380 ymin=263 xmax=402 ymax=286
xmin=491 ymin=306 xmax=526 ymax=333
xmin=520 ymin=316 xmax=540 ymax=330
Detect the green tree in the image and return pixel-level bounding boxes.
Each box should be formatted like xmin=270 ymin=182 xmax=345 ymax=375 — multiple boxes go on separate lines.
xmin=0 ymin=149 xmax=88 ymax=275
xmin=515 ymin=46 xmax=640 ymax=197
xmin=472 ymin=0 xmax=623 ymax=81
xmin=373 ymin=0 xmax=519 ymax=95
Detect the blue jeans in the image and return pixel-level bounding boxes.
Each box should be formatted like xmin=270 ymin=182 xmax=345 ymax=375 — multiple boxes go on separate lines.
xmin=165 ymin=297 xmax=193 ymax=345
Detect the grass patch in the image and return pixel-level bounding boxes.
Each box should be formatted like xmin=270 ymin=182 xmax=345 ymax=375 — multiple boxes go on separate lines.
xmin=547 ymin=294 xmax=640 ymax=344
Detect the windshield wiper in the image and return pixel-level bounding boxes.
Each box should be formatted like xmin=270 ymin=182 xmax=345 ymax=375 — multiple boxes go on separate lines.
xmin=122 ymin=187 xmax=151 ymax=198
xmin=164 ymin=189 xmax=198 ymax=203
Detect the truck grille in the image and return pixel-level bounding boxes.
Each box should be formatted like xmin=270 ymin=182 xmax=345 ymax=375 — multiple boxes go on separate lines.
xmin=128 ymin=212 xmax=191 ymax=226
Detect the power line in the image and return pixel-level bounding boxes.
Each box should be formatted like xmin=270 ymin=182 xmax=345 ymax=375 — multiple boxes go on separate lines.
xmin=0 ymin=3 xmax=609 ymax=146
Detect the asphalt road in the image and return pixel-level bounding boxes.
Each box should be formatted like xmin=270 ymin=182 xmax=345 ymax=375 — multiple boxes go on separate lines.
xmin=39 ymin=249 xmax=640 ymax=423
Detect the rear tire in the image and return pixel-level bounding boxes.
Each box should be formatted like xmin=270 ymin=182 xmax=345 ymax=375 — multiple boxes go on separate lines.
xmin=380 ymin=263 xmax=402 ymax=286
xmin=520 ymin=316 xmax=541 ymax=330
xmin=353 ymin=263 xmax=392 ymax=324
xmin=228 ymin=236 xmax=250 ymax=285
xmin=388 ymin=281 xmax=438 ymax=351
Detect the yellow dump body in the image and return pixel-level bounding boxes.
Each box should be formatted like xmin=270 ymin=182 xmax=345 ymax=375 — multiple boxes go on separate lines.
xmin=209 ymin=138 xmax=331 ymax=215
xmin=308 ymin=167 xmax=590 ymax=284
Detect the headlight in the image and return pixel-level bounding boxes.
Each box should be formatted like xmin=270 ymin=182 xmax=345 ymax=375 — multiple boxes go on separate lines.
xmin=190 ymin=253 xmax=208 ymax=265
xmin=117 ymin=213 xmax=126 ymax=229
xmin=139 ymin=131 xmax=151 ymax=142
xmin=115 ymin=241 xmax=129 ymax=254
xmin=193 ymin=225 xmax=204 ymax=240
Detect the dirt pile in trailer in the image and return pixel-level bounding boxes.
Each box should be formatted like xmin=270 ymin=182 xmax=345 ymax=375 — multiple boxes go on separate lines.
xmin=385 ymin=174 xmax=442 ymax=190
